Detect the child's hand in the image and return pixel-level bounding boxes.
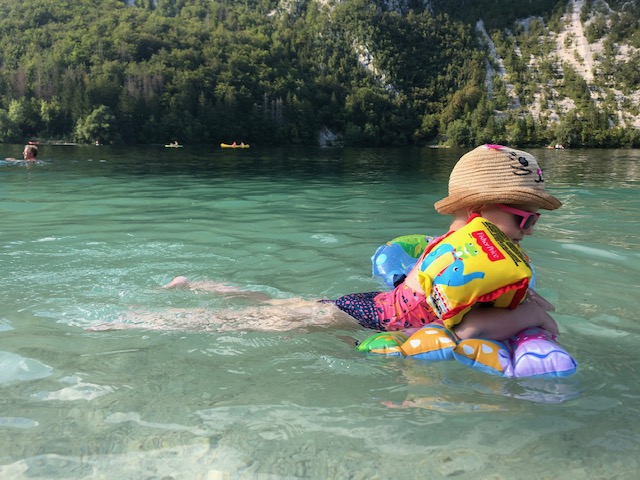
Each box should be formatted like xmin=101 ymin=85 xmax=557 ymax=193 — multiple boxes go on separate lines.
xmin=527 ymin=290 xmax=555 ymax=312
xmin=524 ymin=291 xmax=559 ymax=334
xmin=537 ymin=309 xmax=559 ymax=336
xmin=521 ymin=295 xmax=559 ymax=335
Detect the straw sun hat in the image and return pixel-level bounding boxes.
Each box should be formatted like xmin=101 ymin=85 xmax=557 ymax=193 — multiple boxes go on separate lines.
xmin=434 ymin=144 xmax=562 ymax=214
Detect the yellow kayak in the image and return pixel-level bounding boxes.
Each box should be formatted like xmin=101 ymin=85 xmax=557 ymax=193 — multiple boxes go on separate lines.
xmin=220 ymin=143 xmax=250 ymax=149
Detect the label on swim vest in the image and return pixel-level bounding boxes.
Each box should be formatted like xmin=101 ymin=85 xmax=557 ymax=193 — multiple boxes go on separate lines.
xmin=416 ymin=216 xmax=531 ymax=329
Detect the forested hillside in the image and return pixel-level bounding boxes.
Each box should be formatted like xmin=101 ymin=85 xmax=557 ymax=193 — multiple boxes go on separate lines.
xmin=0 ymin=0 xmax=638 ymax=147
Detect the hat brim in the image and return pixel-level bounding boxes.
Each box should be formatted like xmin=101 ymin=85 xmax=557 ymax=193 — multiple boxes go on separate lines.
xmin=434 ymin=189 xmax=562 ymax=214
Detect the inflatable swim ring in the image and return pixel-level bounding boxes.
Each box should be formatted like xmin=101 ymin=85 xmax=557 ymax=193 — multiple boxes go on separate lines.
xmin=361 ymin=235 xmax=577 ymax=378
xmin=358 ymin=325 xmax=577 ymax=378
xmin=371 ymin=234 xmax=433 ymax=287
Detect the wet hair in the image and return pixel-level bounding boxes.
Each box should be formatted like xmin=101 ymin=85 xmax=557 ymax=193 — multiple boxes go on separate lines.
xmin=25 ymin=145 xmax=38 ymax=158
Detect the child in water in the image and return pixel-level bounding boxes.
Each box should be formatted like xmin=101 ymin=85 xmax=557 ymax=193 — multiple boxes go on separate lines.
xmin=322 ymin=143 xmax=575 ymax=377
xmin=97 ymin=145 xmax=562 ymax=344
xmin=324 ymin=143 xmax=560 ymax=342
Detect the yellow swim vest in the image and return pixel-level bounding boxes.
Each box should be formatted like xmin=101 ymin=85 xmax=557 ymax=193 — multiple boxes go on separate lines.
xmin=416 ymin=215 xmax=532 ymax=329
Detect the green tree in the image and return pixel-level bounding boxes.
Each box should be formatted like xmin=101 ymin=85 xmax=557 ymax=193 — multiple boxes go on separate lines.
xmin=39 ymin=99 xmax=68 ymax=137
xmin=0 ymin=0 xmax=635 ymax=147
xmin=0 ymin=108 xmax=19 ymax=142
xmin=445 ymin=119 xmax=474 ymax=147
xmin=8 ymin=98 xmax=40 ymax=137
xmin=74 ymin=105 xmax=120 ymax=144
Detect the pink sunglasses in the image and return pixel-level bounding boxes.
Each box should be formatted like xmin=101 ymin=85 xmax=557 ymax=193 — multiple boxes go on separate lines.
xmin=496 ymin=204 xmax=541 ymax=229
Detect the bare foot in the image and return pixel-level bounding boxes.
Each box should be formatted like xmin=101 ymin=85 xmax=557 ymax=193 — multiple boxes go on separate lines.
xmin=164 ymin=276 xmax=190 ymax=289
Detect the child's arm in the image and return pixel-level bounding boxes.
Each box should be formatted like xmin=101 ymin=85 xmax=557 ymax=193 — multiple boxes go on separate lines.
xmin=453 ymin=292 xmax=559 ymax=341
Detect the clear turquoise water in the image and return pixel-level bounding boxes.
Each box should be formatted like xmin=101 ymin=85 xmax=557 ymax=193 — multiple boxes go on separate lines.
xmin=1 ymin=145 xmax=639 ymax=479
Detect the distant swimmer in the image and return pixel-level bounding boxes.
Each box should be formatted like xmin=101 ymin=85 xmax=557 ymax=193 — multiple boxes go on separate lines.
xmin=5 ymin=144 xmax=38 ymax=162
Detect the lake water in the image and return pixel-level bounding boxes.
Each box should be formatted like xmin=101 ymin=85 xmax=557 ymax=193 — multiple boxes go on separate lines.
xmin=1 ymin=144 xmax=639 ymax=479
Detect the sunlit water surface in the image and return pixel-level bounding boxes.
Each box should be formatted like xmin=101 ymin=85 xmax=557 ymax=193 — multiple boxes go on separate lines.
xmin=1 ymin=145 xmax=639 ymax=479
